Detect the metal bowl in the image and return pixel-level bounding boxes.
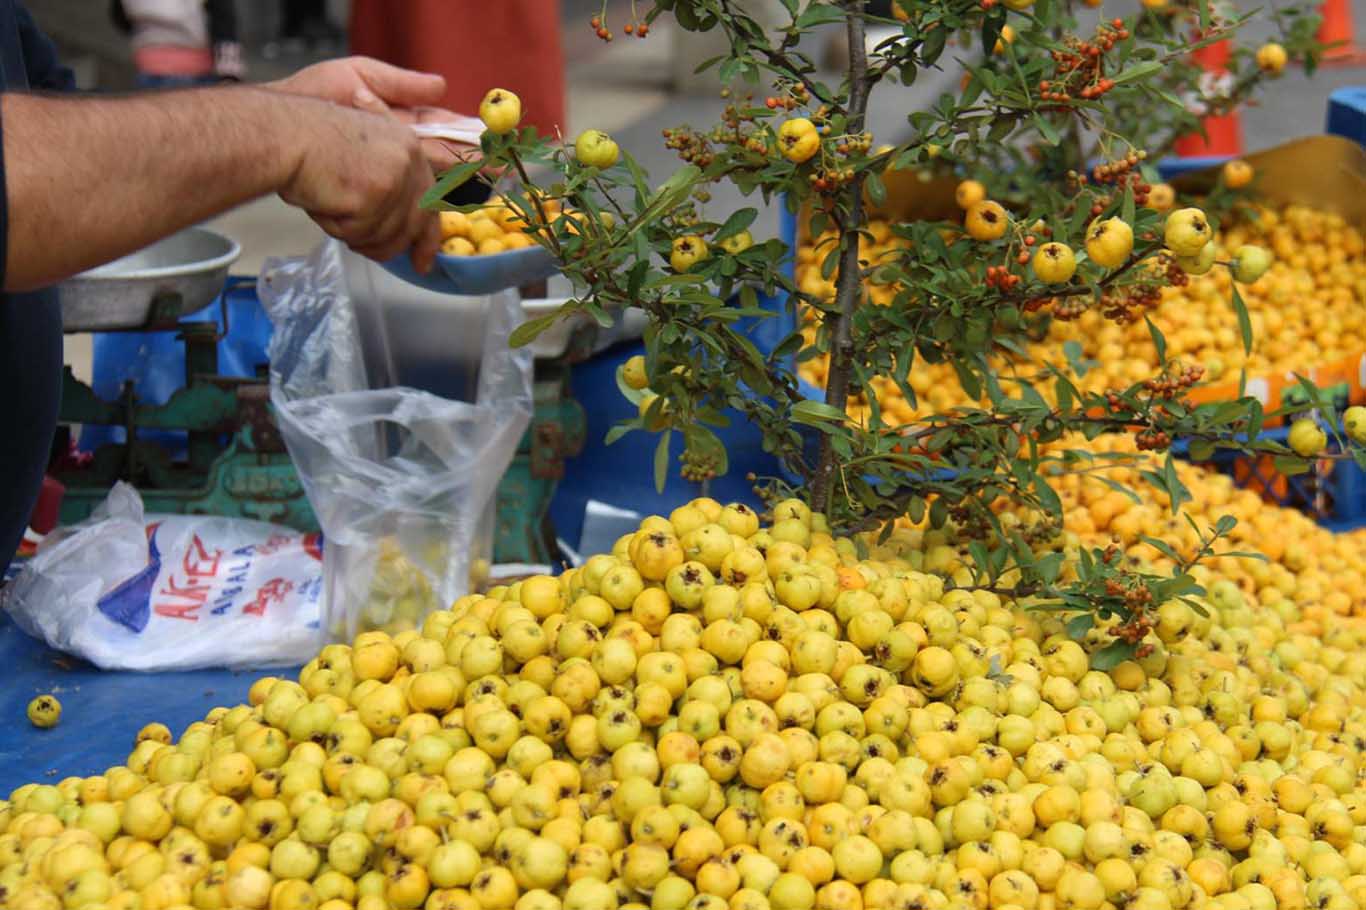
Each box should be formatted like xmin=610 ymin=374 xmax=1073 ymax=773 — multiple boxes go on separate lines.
xmin=59 ymin=227 xmax=242 ymax=332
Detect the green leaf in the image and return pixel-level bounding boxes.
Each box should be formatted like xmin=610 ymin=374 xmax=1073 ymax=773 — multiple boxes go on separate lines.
xmin=1139 ymin=535 xmax=1183 ymax=563
xmin=865 ymin=172 xmax=887 ymax=208
xmin=791 ymin=400 xmax=850 ymax=426
xmin=1090 ymin=640 xmax=1136 ymax=671
xmin=604 ymin=423 xmax=635 ymax=445
xmin=1273 ymin=455 xmax=1311 ymax=476
xmin=1145 ymin=316 xmax=1167 ymax=364
xmin=714 ymin=208 xmax=758 ymax=243
xmin=1066 ymin=614 xmax=1095 ymax=640
xmin=422 ymin=159 xmax=485 ymax=209
xmin=509 ymin=312 xmax=561 ymax=348
xmin=1112 ymin=60 xmax=1164 ymax=84
xmin=1231 ymin=286 xmax=1253 ymax=354
xmin=654 ymin=430 xmax=672 ymax=494
xmin=795 ymin=4 xmax=848 ymax=28
xmin=1034 ymin=115 xmax=1060 ymax=147
xmin=1121 ymin=186 xmax=1136 ymax=228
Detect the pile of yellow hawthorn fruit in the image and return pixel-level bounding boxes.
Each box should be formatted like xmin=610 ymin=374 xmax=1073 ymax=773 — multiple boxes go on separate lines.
xmin=7 ymin=491 xmax=1366 ymax=910
xmin=796 ymin=177 xmax=1366 ymax=427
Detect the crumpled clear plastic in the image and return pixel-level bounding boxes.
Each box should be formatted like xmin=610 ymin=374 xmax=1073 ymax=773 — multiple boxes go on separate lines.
xmin=258 ymin=241 xmax=533 ymax=640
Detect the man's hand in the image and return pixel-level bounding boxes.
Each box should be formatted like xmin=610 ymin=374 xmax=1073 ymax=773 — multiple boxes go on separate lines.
xmin=278 ymin=97 xmax=442 ymax=273
xmin=269 ymin=57 xmax=475 ymax=171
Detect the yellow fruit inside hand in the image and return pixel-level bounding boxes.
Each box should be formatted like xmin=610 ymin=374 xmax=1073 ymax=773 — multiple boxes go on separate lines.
xmin=720 ymin=230 xmax=754 ymax=255
xmin=1256 ymin=42 xmax=1288 ymax=74
xmin=1146 ymin=183 xmax=1175 ymax=212
xmin=622 ymin=356 xmax=649 ymax=391
xmin=670 ymin=235 xmax=708 ymax=272
xmin=1287 ymin=418 xmax=1327 ymax=457
xmin=478 ymin=88 xmax=522 ymax=134
xmin=574 ymin=129 xmax=620 ymax=169
xmin=955 ymin=179 xmax=986 ymax=210
xmin=1164 ymin=207 xmax=1211 ymax=257
xmin=1223 ymin=159 xmax=1254 ymax=190
xmin=777 ymin=118 xmax=821 ymax=164
xmin=1032 ymin=242 xmax=1077 ymax=284
xmin=28 ymin=695 xmax=61 ymax=728
xmin=1085 ymin=217 xmax=1134 ymax=269
xmin=1343 ymin=406 xmax=1366 ymax=445
xmin=965 ymin=200 xmax=1009 ymax=241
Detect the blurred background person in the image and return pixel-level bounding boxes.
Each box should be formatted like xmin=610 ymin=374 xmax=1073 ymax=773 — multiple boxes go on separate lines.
xmin=111 ymin=0 xmax=244 ymax=88
xmin=276 ymin=0 xmax=343 ymax=55
xmin=349 ymin=0 xmax=565 ymax=137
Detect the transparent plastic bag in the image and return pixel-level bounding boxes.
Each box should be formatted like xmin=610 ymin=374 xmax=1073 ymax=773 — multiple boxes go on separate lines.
xmin=259 ymin=241 xmax=533 ymax=640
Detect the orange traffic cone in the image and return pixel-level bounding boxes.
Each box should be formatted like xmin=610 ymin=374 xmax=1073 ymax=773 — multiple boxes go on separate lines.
xmin=1317 ymin=0 xmax=1366 ymax=65
xmin=1174 ymin=39 xmax=1244 ymax=157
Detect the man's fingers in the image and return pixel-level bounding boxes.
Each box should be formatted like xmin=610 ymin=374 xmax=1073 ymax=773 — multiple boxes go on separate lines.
xmin=410 ymin=209 xmax=442 ymax=275
xmin=352 ymin=57 xmax=448 ymax=108
xmin=352 ymin=85 xmax=392 ymax=116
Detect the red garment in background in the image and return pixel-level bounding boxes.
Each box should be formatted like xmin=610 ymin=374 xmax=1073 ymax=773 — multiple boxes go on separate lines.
xmin=349 ymin=0 xmax=566 ymax=137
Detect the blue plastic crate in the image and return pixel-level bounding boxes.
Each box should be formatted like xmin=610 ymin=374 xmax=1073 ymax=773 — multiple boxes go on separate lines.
xmin=1327 ymin=87 xmax=1366 ymax=148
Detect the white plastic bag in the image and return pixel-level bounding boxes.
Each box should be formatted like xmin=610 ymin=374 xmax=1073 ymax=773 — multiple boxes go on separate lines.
xmin=1 ymin=483 xmax=325 ymax=670
xmin=259 ymin=242 xmax=533 ymax=641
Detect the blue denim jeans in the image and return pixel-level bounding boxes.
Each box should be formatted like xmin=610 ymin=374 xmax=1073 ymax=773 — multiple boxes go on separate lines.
xmin=136 ymin=72 xmax=218 ymax=90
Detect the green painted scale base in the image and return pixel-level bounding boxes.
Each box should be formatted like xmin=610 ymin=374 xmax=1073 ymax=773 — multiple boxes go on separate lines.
xmin=56 ymin=320 xmax=587 ymax=566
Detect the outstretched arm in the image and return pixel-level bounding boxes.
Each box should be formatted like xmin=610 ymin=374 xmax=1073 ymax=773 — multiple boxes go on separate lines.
xmin=1 ymin=85 xmax=440 ymax=291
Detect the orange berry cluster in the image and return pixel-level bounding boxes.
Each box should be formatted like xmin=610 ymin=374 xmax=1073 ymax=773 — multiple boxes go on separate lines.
xmin=1134 ymin=427 xmax=1173 ymax=451
xmin=986 ymin=264 xmax=1022 ymax=290
xmin=590 ymin=14 xmax=648 ymax=41
xmin=661 ymin=128 xmax=715 ymax=168
xmin=1086 ymin=153 xmax=1154 ymax=213
xmin=1039 ymin=20 xmax=1130 ymax=102
xmin=763 ymin=83 xmax=809 ymax=111
xmin=1098 ymin=283 xmax=1163 ymax=324
xmin=1142 ymin=363 xmax=1205 ymax=400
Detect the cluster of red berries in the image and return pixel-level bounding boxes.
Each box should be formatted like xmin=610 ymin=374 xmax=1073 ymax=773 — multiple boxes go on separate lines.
xmin=589 ymin=15 xmax=647 ymax=41
xmin=1038 ymin=20 xmax=1130 ymax=103
xmin=1023 ymin=296 xmax=1053 ymax=313
xmin=661 ymin=128 xmax=714 ymax=168
xmin=1099 ymin=283 xmax=1162 ymax=324
xmin=1014 ymin=234 xmax=1040 ymax=266
xmin=1142 ymin=363 xmax=1205 ymax=399
xmin=1053 ymin=297 xmax=1090 ymax=320
xmin=1134 ymin=427 xmax=1173 ymax=451
xmin=986 ymin=264 xmax=1022 ymax=290
xmin=763 ymin=83 xmax=808 ymax=111
xmin=680 ymin=447 xmax=721 ymax=483
xmin=1112 ymin=609 xmax=1155 ymax=643
xmin=809 ymin=170 xmax=855 ymax=193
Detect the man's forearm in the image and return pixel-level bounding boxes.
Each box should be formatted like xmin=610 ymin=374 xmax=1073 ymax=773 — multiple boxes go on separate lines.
xmin=2 ymin=87 xmax=304 ymax=291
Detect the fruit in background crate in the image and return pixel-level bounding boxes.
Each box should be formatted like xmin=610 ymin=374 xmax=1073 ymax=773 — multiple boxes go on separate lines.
xmin=439 ymin=200 xmax=536 ymax=257
xmin=1222 ymin=159 xmax=1254 ymax=189
xmin=1287 ymin=418 xmax=1327 ymax=457
xmin=478 ymin=88 xmax=522 ymax=135
xmin=574 ymin=129 xmax=620 ymax=169
xmin=26 ymin=694 xmax=60 ymax=728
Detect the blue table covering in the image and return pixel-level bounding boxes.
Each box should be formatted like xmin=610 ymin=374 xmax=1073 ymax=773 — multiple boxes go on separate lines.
xmin=0 ymin=610 xmax=294 ymax=795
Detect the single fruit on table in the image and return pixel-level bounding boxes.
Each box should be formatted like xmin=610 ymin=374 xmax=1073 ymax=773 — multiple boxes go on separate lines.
xmin=1232 ymin=244 xmax=1272 ymax=283
xmin=1032 ymin=242 xmax=1077 ymax=284
xmin=993 ymin=24 xmax=1016 ymax=54
xmin=574 ymin=129 xmax=620 ymax=169
xmin=719 ymin=230 xmax=754 ymax=255
xmin=670 ymin=235 xmax=708 ymax=272
xmin=955 ymin=179 xmax=986 ymax=210
xmin=1174 ymin=241 xmax=1216 ymax=276
xmin=1288 ymin=418 xmax=1327 ymax=457
xmin=1222 ymin=159 xmax=1254 ymax=190
xmin=1344 ymin=405 xmax=1366 ymax=444
xmin=1256 ymin=42 xmax=1288 ymax=74
xmin=479 ymin=87 xmax=522 ymax=134
xmin=965 ymin=200 xmax=1009 ymax=241
xmin=1146 ymin=183 xmax=1175 ymax=212
xmin=622 ymin=355 xmax=649 ymax=391
xmin=1085 ymin=217 xmax=1134 ymax=269
xmin=777 ymin=118 xmax=820 ymax=163
xmin=1164 ymin=207 xmax=1211 ymax=257
xmin=27 ymin=694 xmax=60 ymax=728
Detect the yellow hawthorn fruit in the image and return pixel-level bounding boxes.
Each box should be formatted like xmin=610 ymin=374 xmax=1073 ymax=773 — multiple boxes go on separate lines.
xmin=1085 ymin=217 xmax=1134 ymax=269
xmin=671 ymin=236 xmax=709 ymax=272
xmin=1232 ymin=245 xmax=1272 ymax=283
xmin=1175 ymin=242 xmax=1216 ymax=276
xmin=574 ymin=129 xmax=620 ymax=169
xmin=1256 ymin=42 xmax=1288 ymax=74
xmin=955 ymin=180 xmax=986 ymax=210
xmin=479 ymin=88 xmax=522 ymax=134
xmin=1146 ymin=183 xmax=1175 ymax=212
xmin=720 ymin=230 xmax=755 ymax=255
xmin=1287 ymin=419 xmax=1327 ymax=457
xmin=1032 ymin=242 xmax=1077 ymax=284
xmin=965 ymin=200 xmax=1009 ymax=241
xmin=777 ymin=118 xmax=821 ymax=164
xmin=1342 ymin=406 xmax=1366 ymax=445
xmin=1164 ymin=208 xmax=1212 ymax=257
xmin=27 ymin=695 xmax=61 ymax=729
xmin=622 ymin=356 xmax=649 ymax=391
